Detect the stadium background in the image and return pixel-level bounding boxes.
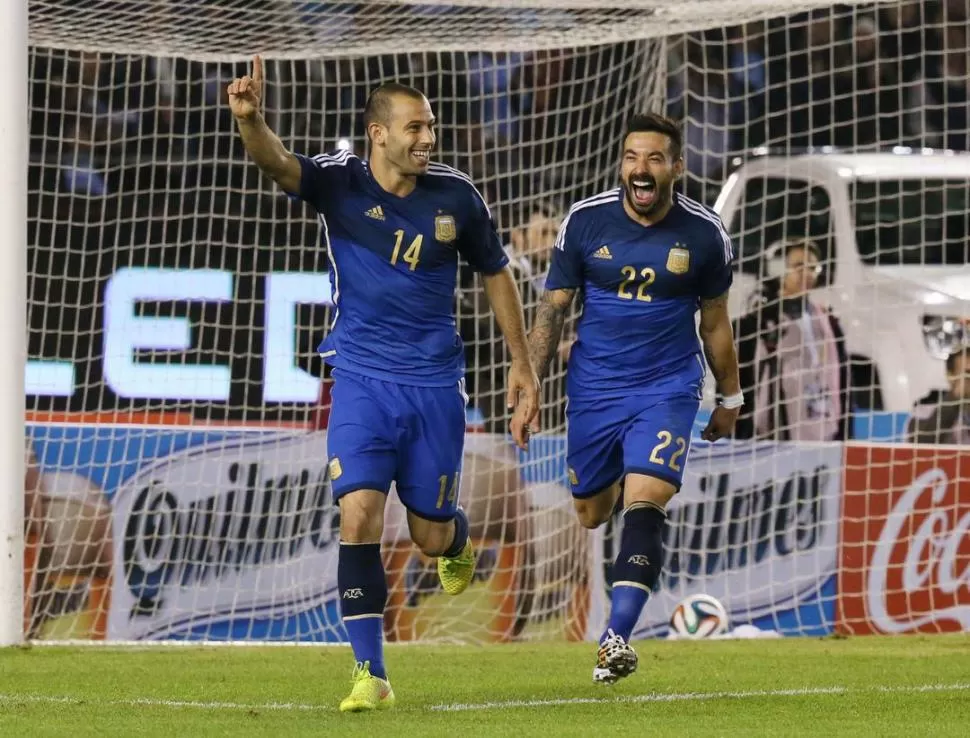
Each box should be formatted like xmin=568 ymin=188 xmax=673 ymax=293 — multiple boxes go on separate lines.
xmin=21 ymin=0 xmax=970 ymax=644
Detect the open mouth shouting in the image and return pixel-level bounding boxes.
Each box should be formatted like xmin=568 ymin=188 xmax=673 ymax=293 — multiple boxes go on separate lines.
xmin=629 ymin=176 xmax=657 ymax=208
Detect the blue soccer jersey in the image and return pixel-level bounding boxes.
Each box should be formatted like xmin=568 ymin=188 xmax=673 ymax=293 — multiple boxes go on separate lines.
xmin=547 ymin=189 xmax=734 ymax=496
xmin=292 ymin=150 xmax=509 ymax=387
xmin=545 ymin=189 xmax=733 ymax=401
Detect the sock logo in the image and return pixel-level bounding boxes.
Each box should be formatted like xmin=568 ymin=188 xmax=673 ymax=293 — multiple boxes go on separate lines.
xmin=627 ymin=555 xmax=650 ymax=566
xmin=342 ymin=587 xmax=364 ymax=599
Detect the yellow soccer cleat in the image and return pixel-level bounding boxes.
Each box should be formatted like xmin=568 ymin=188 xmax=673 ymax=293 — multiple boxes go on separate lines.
xmin=339 ymin=661 xmax=396 ymax=713
xmin=437 ymin=538 xmax=476 ymax=595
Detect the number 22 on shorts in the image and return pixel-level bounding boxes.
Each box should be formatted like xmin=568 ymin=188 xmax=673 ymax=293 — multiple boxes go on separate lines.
xmin=650 ymin=430 xmax=686 ymax=472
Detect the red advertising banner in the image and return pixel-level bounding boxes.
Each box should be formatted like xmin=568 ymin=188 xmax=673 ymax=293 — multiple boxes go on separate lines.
xmin=839 ymin=445 xmax=970 ymax=635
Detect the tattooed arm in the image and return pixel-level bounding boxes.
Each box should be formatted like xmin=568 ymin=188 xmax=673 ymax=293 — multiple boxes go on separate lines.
xmin=509 ymin=286 xmax=576 ymax=448
xmin=699 ymin=291 xmax=741 ymax=396
xmin=698 ymin=291 xmax=742 ymax=441
xmin=529 ymin=288 xmax=577 ymax=382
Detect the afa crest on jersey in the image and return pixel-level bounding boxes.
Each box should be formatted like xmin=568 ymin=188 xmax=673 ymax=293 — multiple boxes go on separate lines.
xmin=666 ymin=245 xmax=690 ymax=275
xmin=435 ymin=214 xmax=457 ymax=243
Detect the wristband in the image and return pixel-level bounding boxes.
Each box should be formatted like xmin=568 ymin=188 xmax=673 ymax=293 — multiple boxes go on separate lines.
xmin=720 ymin=392 xmax=744 ymax=409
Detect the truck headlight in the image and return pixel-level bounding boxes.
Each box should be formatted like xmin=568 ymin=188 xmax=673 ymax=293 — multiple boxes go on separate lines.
xmin=922 ymin=315 xmax=968 ymax=360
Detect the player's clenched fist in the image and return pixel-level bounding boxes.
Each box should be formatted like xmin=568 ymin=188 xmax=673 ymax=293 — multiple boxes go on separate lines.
xmin=227 ymin=55 xmax=264 ymax=121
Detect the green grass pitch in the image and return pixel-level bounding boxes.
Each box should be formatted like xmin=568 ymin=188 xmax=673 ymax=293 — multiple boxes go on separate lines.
xmin=1 ymin=635 xmax=968 ymax=737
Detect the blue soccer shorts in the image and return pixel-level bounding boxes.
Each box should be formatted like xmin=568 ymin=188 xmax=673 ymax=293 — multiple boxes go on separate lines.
xmin=326 ymin=369 xmax=467 ymax=521
xmin=566 ymin=393 xmax=700 ymax=498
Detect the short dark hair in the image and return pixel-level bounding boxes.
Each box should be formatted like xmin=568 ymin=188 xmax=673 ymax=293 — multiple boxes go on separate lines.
xmin=363 ymin=82 xmax=427 ymax=132
xmin=624 ymin=112 xmax=683 ymax=159
xmin=783 ymin=238 xmax=822 ymax=263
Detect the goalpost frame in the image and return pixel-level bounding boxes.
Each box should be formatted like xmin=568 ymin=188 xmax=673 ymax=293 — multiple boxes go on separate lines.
xmin=0 ymin=0 xmax=28 ymax=648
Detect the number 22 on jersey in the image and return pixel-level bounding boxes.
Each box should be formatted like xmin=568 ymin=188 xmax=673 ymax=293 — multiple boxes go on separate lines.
xmin=617 ymin=265 xmax=655 ymax=302
xmin=391 ymin=229 xmax=423 ymax=271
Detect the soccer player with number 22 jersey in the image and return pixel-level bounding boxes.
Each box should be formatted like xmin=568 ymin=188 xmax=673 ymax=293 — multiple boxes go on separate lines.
xmin=228 ymin=57 xmax=540 ymax=712
xmin=513 ymin=113 xmax=743 ymax=684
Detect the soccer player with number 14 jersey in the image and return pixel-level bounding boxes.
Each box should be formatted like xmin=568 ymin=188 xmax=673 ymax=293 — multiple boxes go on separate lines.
xmin=228 ymin=57 xmax=540 ymax=711
xmin=514 ymin=112 xmax=743 ymax=683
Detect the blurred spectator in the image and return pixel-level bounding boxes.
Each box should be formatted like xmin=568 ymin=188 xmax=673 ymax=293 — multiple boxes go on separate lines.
xmin=668 ymin=37 xmax=730 ymax=204
xmin=724 ymin=21 xmax=768 ymax=149
xmin=734 ymin=239 xmax=850 ymax=441
xmin=906 ymin=20 xmax=970 ymax=150
xmin=459 ymin=201 xmax=562 ymax=433
xmin=467 ymin=51 xmax=523 ymax=144
xmin=505 ymin=200 xmax=562 ymax=304
xmin=906 ymin=346 xmax=970 ymax=444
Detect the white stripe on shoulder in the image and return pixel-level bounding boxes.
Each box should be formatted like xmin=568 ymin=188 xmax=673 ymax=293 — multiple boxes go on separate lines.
xmin=677 ymin=194 xmax=733 ymax=264
xmin=427 ymin=161 xmax=474 ymax=182
xmin=571 ymin=188 xmax=621 ymax=208
xmin=426 ymin=163 xmax=493 ymax=218
xmin=310 ymin=150 xmax=353 ymax=169
xmin=553 ymin=190 xmax=620 ymax=251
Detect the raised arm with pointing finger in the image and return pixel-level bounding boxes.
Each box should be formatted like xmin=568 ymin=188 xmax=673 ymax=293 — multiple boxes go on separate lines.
xmin=227 ymin=56 xmax=301 ymax=194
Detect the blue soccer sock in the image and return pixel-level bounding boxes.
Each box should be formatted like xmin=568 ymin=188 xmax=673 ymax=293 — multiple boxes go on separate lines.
xmin=338 ymin=542 xmax=388 ymax=679
xmin=441 ymin=507 xmax=469 ymax=558
xmin=602 ymin=502 xmax=666 ymax=644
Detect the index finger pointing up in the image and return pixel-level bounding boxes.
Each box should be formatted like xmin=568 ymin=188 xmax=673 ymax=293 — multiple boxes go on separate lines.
xmin=252 ymin=55 xmax=263 ymax=85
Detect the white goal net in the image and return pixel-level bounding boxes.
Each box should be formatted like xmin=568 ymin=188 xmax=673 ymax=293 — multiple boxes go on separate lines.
xmin=23 ymin=0 xmax=969 ymax=644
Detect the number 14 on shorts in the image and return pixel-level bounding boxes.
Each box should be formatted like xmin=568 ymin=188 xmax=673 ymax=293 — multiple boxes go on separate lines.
xmin=436 ymin=473 xmax=459 ymax=509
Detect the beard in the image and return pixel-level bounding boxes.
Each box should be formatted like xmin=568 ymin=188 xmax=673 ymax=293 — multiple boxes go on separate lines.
xmin=622 ymin=172 xmax=670 ymax=217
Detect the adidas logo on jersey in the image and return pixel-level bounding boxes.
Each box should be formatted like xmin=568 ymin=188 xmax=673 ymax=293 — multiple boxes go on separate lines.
xmin=593 ymin=245 xmax=612 ymax=259
xmin=365 ymin=205 xmax=385 ymax=221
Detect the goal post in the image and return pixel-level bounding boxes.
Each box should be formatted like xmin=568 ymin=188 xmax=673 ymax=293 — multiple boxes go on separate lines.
xmin=17 ymin=0 xmax=969 ymax=645
xmin=0 ymin=0 xmax=28 ymax=649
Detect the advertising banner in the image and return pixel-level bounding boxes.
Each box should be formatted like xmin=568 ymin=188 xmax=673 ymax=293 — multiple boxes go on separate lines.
xmin=591 ymin=442 xmax=844 ymax=639
xmin=28 ymin=424 xmax=345 ymax=642
xmin=27 ymin=425 xmax=584 ymax=643
xmin=838 ymin=445 xmax=970 ymax=635
xmin=108 ymin=430 xmax=340 ymax=641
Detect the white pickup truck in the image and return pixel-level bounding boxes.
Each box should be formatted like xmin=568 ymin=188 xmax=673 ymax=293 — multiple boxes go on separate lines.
xmin=708 ymin=149 xmax=970 ymax=414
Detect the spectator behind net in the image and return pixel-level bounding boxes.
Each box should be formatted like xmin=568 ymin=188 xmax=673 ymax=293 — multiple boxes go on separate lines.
xmin=733 ymin=238 xmax=850 ymax=441
xmin=907 ymin=346 xmax=970 ymax=445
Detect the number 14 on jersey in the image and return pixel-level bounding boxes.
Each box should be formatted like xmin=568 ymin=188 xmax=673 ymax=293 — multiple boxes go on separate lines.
xmin=391 ymin=229 xmax=423 ymax=271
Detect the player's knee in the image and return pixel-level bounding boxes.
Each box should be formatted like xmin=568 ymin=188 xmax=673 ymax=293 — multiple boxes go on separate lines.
xmin=338 ymin=490 xmax=386 ymax=543
xmin=574 ymin=498 xmax=611 ymax=530
xmin=409 ymin=517 xmax=453 ymax=557
xmin=623 ymin=473 xmax=677 ymax=510
xmin=573 ymin=482 xmax=621 ymax=529
xmin=416 ymin=535 xmax=449 ymax=558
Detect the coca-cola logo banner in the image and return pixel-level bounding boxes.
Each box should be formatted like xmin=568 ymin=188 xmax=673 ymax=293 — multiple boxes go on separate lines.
xmin=838 ymin=446 xmax=970 ymax=635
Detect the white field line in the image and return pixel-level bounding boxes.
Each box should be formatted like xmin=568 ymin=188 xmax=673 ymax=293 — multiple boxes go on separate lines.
xmin=430 ymin=682 xmax=970 ymax=711
xmin=0 ymin=682 xmax=967 ymax=714
xmin=0 ymin=693 xmax=329 ymax=712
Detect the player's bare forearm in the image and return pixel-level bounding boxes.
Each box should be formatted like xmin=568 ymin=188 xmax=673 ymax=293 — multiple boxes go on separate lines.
xmin=699 ymin=291 xmax=741 ymax=396
xmin=235 ymin=114 xmax=301 ymax=194
xmin=482 ymin=267 xmax=531 ymax=363
xmin=529 ymin=288 xmax=576 ymax=381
